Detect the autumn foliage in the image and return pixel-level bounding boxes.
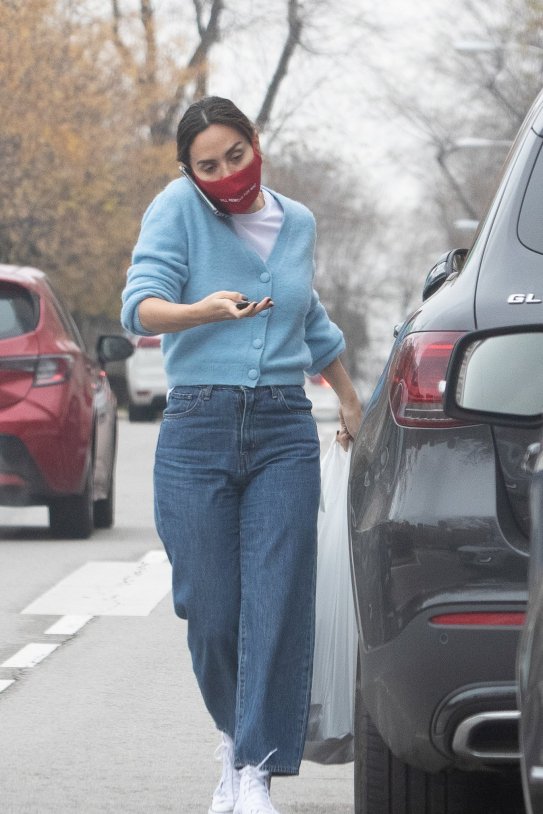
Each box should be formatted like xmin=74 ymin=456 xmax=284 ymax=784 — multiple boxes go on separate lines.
xmin=0 ymin=0 xmax=174 ymax=320
xmin=0 ymin=0 xmax=306 ymax=325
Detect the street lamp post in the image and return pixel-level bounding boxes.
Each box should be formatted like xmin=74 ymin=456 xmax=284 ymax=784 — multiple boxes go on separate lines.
xmin=453 ymin=137 xmax=512 ymax=150
xmin=454 ymin=218 xmax=479 ymax=232
xmin=454 ymin=40 xmax=543 ymax=57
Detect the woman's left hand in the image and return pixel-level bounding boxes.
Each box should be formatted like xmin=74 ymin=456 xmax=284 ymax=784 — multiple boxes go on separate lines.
xmin=318 ymin=357 xmax=363 ymax=451
xmin=337 ymin=401 xmax=362 ymax=451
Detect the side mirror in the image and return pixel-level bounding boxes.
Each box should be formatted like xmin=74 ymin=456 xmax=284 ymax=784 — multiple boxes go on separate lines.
xmin=443 ymin=326 xmax=543 ymax=428
xmin=96 ymin=334 xmax=134 ymax=367
xmin=422 ymin=248 xmax=468 ymax=301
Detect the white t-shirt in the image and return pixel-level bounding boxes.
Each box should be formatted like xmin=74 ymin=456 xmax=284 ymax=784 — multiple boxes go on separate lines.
xmin=230 ymin=188 xmax=284 ymax=261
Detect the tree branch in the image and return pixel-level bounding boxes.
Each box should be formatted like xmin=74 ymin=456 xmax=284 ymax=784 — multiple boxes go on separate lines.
xmin=436 ymin=146 xmax=479 ymax=220
xmin=140 ymin=0 xmax=157 ymax=86
xmin=151 ymin=0 xmax=223 ymax=143
xmin=192 ymin=0 xmax=205 ymax=38
xmin=255 ymin=0 xmax=303 ymax=132
xmin=110 ymin=0 xmax=134 ymax=71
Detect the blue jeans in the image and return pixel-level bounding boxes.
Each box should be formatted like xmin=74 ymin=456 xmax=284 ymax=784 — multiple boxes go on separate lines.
xmin=154 ymin=385 xmax=321 ymax=775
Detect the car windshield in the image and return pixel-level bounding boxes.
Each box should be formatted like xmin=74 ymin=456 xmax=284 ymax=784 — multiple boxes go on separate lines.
xmin=0 ymin=284 xmax=38 ymax=339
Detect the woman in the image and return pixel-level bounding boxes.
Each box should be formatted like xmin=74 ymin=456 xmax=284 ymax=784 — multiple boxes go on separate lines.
xmin=121 ymin=96 xmax=361 ymax=814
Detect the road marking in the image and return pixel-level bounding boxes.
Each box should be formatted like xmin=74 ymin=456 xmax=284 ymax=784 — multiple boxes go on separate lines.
xmin=2 ymin=643 xmax=60 ymax=669
xmin=44 ymin=615 xmax=93 ymax=635
xmin=139 ymin=550 xmax=168 ymax=564
xmin=21 ymin=552 xmax=171 ymax=617
xmin=0 ymin=551 xmax=171 ymax=700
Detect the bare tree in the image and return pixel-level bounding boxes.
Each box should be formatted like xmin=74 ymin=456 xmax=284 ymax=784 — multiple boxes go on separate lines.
xmin=264 ymin=153 xmax=385 ymax=382
xmin=109 ymin=0 xmax=224 ymax=143
xmin=355 ymin=0 xmax=543 ymax=319
xmin=107 ymin=0 xmax=313 ymax=143
xmin=151 ymin=0 xmax=224 ymax=142
xmin=255 ymin=0 xmax=303 ymax=131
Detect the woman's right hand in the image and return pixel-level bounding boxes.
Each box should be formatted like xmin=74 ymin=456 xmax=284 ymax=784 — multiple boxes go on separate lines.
xmin=138 ymin=292 xmax=273 ymax=334
xmin=196 ymin=291 xmax=274 ymax=323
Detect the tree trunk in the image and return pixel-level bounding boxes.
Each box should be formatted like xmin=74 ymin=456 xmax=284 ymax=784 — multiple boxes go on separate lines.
xmin=255 ymin=0 xmax=303 ymax=132
xmin=150 ymin=0 xmax=224 ymax=144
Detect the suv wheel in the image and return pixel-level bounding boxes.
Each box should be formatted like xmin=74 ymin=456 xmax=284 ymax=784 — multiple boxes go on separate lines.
xmin=354 ymin=659 xmax=524 ymax=814
xmin=49 ymin=462 xmax=94 ymax=539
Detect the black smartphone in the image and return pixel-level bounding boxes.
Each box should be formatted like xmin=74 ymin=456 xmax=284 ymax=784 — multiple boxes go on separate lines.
xmin=235 ymin=299 xmax=273 ymax=311
xmin=179 ymin=166 xmax=230 ymax=219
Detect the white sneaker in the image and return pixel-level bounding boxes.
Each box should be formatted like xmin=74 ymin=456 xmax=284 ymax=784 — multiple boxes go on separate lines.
xmin=232 ymin=752 xmax=280 ymax=814
xmin=208 ymin=733 xmax=241 ymax=814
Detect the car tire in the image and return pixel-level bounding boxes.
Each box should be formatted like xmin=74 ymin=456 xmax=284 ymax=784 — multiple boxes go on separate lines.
xmin=48 ymin=462 xmax=94 ymax=539
xmin=354 ymin=656 xmax=524 ymax=814
xmin=128 ymin=401 xmax=155 ymax=422
xmin=94 ymin=477 xmax=114 ymax=529
xmin=94 ymin=421 xmax=116 ymax=529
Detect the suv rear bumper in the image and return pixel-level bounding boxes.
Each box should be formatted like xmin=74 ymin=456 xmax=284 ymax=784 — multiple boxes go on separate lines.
xmin=358 ymin=600 xmax=525 ymax=772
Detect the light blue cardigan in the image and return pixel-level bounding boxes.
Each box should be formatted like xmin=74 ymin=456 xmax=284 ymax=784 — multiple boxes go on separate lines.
xmin=121 ymin=179 xmax=345 ymax=388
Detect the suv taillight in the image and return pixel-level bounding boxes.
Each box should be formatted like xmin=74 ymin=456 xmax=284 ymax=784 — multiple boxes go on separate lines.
xmin=389 ymin=331 xmax=466 ymax=428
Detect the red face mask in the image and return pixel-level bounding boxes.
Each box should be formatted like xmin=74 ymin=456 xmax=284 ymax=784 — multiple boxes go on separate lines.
xmin=193 ymin=149 xmax=262 ymax=215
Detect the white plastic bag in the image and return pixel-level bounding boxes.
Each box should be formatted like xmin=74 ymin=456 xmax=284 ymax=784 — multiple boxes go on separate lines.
xmin=303 ymin=440 xmax=358 ymax=764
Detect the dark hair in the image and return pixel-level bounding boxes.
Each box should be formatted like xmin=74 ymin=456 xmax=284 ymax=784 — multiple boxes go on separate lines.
xmin=176 ymin=96 xmax=256 ymax=167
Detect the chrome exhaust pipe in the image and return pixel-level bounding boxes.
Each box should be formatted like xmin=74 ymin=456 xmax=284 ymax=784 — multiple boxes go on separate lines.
xmin=451 ymin=710 xmax=520 ymax=762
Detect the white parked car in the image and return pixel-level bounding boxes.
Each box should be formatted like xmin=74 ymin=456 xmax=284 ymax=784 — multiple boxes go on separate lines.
xmin=125 ymin=335 xmax=167 ymax=421
xmin=125 ymin=335 xmax=338 ymax=423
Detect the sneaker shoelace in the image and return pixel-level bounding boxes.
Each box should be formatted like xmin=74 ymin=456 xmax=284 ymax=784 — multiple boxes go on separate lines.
xmin=213 ymin=735 xmax=240 ymax=804
xmin=238 ymin=749 xmax=278 ymax=813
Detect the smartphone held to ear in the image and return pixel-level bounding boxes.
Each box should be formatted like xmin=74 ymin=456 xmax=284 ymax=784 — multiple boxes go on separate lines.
xmin=180 ymin=166 xmax=229 ymax=219
xmin=180 ymin=167 xmax=274 ymax=314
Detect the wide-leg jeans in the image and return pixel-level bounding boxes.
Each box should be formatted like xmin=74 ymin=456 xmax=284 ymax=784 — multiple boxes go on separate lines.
xmin=154 ymin=384 xmax=321 ymax=775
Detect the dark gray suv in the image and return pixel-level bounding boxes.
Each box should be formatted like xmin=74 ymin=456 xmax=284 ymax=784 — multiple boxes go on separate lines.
xmin=443 ymin=325 xmax=543 ymax=814
xmin=349 ymin=87 xmax=543 ymax=813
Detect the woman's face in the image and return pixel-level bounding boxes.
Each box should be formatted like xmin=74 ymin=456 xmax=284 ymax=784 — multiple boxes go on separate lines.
xmin=189 ymin=124 xmax=255 ymax=181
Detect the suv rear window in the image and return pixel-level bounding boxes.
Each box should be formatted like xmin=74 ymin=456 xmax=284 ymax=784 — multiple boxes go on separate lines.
xmin=0 ymin=284 xmax=39 ymax=339
xmin=518 ymin=141 xmax=543 ymax=255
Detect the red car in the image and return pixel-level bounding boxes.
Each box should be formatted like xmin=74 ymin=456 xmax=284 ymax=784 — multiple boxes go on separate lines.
xmin=0 ymin=265 xmax=133 ymax=538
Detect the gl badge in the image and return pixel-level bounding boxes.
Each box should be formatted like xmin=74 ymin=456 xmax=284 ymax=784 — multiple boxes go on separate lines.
xmin=507 ymin=293 xmax=542 ymax=304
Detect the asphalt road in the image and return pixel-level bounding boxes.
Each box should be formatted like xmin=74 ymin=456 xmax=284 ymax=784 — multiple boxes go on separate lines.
xmin=0 ymin=416 xmax=352 ymax=814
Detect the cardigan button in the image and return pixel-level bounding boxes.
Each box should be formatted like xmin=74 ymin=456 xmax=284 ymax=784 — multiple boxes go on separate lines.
xmin=248 ymin=369 xmax=259 ymax=380
xmin=252 ymin=339 xmax=263 ymax=349
xmin=260 ymin=271 xmax=271 ymax=282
